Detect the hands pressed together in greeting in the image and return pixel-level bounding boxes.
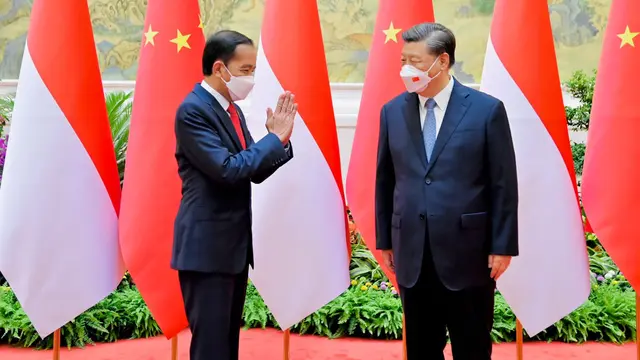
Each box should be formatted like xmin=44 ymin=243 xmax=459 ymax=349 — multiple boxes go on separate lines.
xmin=266 ymin=91 xmax=298 ymax=145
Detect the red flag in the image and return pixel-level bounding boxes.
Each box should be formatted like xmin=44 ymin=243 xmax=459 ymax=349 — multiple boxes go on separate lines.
xmin=245 ymin=0 xmax=350 ymax=329
xmin=119 ymin=0 xmax=205 ymax=337
xmin=582 ymin=0 xmax=640 ymax=289
xmin=346 ymin=0 xmax=435 ymax=289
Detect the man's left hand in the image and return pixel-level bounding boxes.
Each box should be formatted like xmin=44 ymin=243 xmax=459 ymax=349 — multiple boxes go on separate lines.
xmin=488 ymin=255 xmax=512 ymax=280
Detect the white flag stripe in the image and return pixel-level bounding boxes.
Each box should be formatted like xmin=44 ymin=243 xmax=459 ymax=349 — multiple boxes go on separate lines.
xmin=481 ymin=39 xmax=590 ymax=335
xmin=243 ymin=41 xmax=350 ymax=330
xmin=0 ymin=47 xmax=123 ymax=337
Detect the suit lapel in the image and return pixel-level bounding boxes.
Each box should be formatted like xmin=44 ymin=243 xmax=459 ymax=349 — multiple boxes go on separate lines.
xmin=403 ymin=93 xmax=428 ymax=169
xmin=192 ymin=84 xmax=243 ymax=151
xmin=426 ymin=80 xmax=471 ymax=175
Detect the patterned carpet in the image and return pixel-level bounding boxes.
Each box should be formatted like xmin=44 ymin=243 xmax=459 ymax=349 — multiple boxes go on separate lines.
xmin=0 ymin=328 xmax=634 ymax=359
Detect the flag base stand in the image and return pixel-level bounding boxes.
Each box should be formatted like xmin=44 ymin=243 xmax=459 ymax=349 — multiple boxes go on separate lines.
xmin=516 ymin=319 xmax=523 ymax=360
xmin=283 ymin=329 xmax=290 ymax=360
xmin=171 ymin=336 xmax=178 ymax=360
xmin=52 ymin=329 xmax=61 ymax=360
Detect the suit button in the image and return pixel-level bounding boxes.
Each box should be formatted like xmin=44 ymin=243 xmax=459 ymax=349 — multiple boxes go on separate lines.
xmin=425 ymin=177 xmax=432 ymax=185
xmin=419 ymin=214 xmax=425 ymax=220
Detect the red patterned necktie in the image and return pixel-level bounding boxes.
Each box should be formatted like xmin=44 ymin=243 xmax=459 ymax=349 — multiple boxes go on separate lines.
xmin=227 ymin=104 xmax=246 ymax=149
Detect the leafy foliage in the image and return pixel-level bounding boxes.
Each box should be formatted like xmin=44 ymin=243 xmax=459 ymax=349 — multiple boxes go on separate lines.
xmin=572 ymin=142 xmax=586 ymax=176
xmin=105 ymin=91 xmax=133 ymax=184
xmin=564 ymin=70 xmax=596 ymax=175
xmin=564 ymin=70 xmax=596 ymax=132
xmin=1 ymin=270 xmax=635 ymax=349
xmin=0 ymin=95 xmax=14 ymax=133
xmin=350 ymin=241 xmax=387 ymax=281
xmin=0 ymin=224 xmax=636 ymax=348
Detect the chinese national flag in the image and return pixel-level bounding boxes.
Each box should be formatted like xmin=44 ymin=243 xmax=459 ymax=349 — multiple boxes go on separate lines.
xmin=119 ymin=0 xmax=205 ymax=337
xmin=582 ymin=0 xmax=640 ymax=290
xmin=346 ymin=0 xmax=434 ymax=289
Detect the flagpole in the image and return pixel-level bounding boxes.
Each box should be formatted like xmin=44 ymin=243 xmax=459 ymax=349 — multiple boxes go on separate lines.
xmin=636 ymin=292 xmax=640 ymax=360
xmin=52 ymin=329 xmax=61 ymax=360
xmin=516 ymin=319 xmax=523 ymax=360
xmin=171 ymin=336 xmax=178 ymax=360
xmin=402 ymin=314 xmax=407 ymax=360
xmin=283 ymin=329 xmax=290 ymax=360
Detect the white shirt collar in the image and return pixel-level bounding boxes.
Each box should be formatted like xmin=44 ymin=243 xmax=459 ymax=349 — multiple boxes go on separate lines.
xmin=201 ymin=80 xmax=230 ymax=111
xmin=419 ymin=75 xmax=455 ymax=111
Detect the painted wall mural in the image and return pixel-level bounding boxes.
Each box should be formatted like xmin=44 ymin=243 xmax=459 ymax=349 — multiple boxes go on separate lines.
xmin=0 ymin=0 xmax=610 ymax=83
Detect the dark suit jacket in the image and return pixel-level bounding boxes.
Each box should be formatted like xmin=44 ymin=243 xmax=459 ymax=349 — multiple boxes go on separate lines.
xmin=171 ymin=84 xmax=293 ymax=275
xmin=375 ymin=79 xmax=518 ymax=290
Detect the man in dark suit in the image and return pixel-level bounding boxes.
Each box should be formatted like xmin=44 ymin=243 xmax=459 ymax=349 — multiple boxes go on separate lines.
xmin=171 ymin=30 xmax=297 ymax=360
xmin=375 ymin=23 xmax=519 ymax=360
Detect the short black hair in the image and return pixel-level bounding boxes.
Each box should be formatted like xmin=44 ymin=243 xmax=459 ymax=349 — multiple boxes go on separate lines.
xmin=202 ymin=30 xmax=254 ymax=76
xmin=402 ymin=22 xmax=456 ymax=67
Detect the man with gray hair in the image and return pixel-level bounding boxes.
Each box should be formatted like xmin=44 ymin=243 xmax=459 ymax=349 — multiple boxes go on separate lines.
xmin=375 ymin=22 xmax=519 ymax=359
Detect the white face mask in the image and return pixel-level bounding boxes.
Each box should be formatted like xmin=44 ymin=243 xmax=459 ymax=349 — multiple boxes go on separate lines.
xmin=400 ymin=56 xmax=442 ymax=93
xmin=222 ymin=65 xmax=255 ymax=101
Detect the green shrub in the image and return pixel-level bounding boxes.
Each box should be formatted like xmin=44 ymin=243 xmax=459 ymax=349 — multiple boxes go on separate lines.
xmin=105 ymin=91 xmax=133 ymax=185
xmin=564 ymin=70 xmax=596 ymax=132
xmin=572 ymin=142 xmax=586 ymax=175
xmin=0 ymin=230 xmax=635 ymax=348
xmin=0 ymin=96 xmax=13 ymax=131
xmin=564 ymin=70 xmax=595 ymax=175
xmin=1 ymin=273 xmax=635 ymax=349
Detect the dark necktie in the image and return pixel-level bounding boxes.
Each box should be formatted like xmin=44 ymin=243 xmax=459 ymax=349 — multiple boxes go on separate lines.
xmin=227 ymin=104 xmax=246 ymax=149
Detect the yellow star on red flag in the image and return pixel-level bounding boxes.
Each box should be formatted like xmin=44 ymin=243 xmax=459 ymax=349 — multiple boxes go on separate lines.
xmin=383 ymin=22 xmax=402 ymax=44
xmin=170 ymin=29 xmax=192 ymax=52
xmin=199 ymin=15 xmax=205 ymax=33
xmin=618 ymin=25 xmax=639 ymax=48
xmin=144 ymin=25 xmax=159 ymax=46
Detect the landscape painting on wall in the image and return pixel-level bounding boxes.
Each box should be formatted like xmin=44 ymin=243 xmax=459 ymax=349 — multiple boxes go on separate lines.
xmin=0 ymin=0 xmax=609 ymax=83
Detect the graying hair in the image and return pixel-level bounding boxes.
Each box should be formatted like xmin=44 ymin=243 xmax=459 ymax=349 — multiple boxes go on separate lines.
xmin=401 ymin=22 xmax=456 ymax=67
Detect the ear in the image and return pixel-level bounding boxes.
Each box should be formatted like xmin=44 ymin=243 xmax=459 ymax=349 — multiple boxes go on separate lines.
xmin=212 ymin=61 xmax=224 ymax=77
xmin=440 ymin=53 xmax=451 ymax=69
xmin=440 ymin=53 xmax=451 ymax=70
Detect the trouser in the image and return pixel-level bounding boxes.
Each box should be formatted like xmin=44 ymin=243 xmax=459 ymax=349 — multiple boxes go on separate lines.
xmin=400 ymin=238 xmax=495 ymax=360
xmin=179 ymin=267 xmax=249 ymax=360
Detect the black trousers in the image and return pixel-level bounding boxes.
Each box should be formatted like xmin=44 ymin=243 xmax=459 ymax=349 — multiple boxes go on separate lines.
xmin=400 ymin=244 xmax=495 ymax=360
xmin=178 ymin=267 xmax=249 ymax=360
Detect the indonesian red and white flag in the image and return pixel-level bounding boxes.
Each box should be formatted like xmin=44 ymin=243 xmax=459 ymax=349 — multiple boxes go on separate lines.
xmin=242 ymin=0 xmax=350 ymax=329
xmin=480 ymin=0 xmax=590 ymax=335
xmin=0 ymin=0 xmax=123 ymax=337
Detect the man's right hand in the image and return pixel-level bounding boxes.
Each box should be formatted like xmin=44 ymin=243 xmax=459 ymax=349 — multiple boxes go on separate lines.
xmin=266 ymin=92 xmax=297 ymax=144
xmin=382 ymin=250 xmax=395 ymax=273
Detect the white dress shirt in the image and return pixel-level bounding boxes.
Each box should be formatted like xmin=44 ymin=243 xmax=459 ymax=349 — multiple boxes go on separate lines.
xmin=418 ymin=75 xmax=455 ymax=136
xmin=201 ymin=80 xmax=230 ymax=114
